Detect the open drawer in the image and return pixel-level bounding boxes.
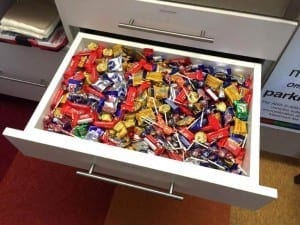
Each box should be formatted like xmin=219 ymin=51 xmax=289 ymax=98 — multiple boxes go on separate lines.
xmin=3 ymin=32 xmax=277 ymax=210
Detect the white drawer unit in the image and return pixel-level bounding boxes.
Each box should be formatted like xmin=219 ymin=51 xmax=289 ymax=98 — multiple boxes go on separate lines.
xmin=55 ymin=0 xmax=297 ymax=61
xmin=3 ymin=32 xmax=277 ymax=210
xmin=0 ymin=42 xmax=66 ymax=101
xmin=0 ymin=0 xmax=67 ymax=101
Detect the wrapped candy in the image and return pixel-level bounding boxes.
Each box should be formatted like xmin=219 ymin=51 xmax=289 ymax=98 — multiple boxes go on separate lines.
xmin=44 ymin=42 xmax=253 ymax=175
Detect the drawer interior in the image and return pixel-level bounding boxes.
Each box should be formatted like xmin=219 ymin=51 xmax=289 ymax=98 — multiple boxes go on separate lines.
xmin=26 ymin=32 xmax=261 ymax=181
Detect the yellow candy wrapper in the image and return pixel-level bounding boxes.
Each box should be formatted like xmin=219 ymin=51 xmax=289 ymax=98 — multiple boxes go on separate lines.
xmin=136 ymin=108 xmax=156 ymax=125
xmin=154 ymin=85 xmax=169 ymax=99
xmin=232 ymin=118 xmax=247 ymax=136
xmin=205 ymin=74 xmax=223 ymax=90
xmin=124 ymin=119 xmax=136 ymax=128
xmin=132 ymin=72 xmax=143 ymax=86
xmin=100 ymin=113 xmax=113 ymax=122
xmin=195 ymin=131 xmax=207 ymax=143
xmin=224 ymin=84 xmax=242 ymax=104
xmin=146 ymin=72 xmax=163 ymax=82
xmin=87 ymin=42 xmax=98 ymax=50
xmin=112 ymin=44 xmax=124 ymax=57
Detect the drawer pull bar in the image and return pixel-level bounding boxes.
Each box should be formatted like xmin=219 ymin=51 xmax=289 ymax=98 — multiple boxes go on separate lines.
xmin=76 ymin=164 xmax=184 ymax=200
xmin=0 ymin=72 xmax=47 ymax=87
xmin=118 ymin=19 xmax=214 ymax=43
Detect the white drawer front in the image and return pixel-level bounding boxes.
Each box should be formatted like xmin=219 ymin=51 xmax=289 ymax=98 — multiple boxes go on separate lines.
xmin=261 ymin=124 xmax=300 ymax=158
xmin=0 ymin=42 xmax=66 ymax=100
xmin=0 ymin=71 xmax=46 ymax=101
xmin=55 ymin=0 xmax=297 ymax=60
xmin=3 ymin=32 xmax=277 ymax=209
xmin=4 ymin=127 xmax=277 ymax=209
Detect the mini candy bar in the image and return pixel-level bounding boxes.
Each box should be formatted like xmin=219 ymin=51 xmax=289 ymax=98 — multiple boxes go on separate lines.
xmin=108 ymin=56 xmax=123 ymax=72
xmin=205 ymin=87 xmax=219 ymax=102
xmin=223 ymin=137 xmax=243 ymax=157
xmin=43 ymin=41 xmax=253 ymax=176
xmin=224 ymin=84 xmax=242 ymax=104
xmin=234 ymin=100 xmax=248 ymax=121
xmin=205 ymin=74 xmax=223 ymax=90
xmin=232 ymin=118 xmax=247 ymax=136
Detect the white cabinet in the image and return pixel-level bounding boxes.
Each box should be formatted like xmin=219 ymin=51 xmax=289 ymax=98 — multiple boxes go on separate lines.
xmin=55 ymin=0 xmax=297 ymax=61
xmin=3 ymin=32 xmax=277 ymax=210
xmin=54 ymin=0 xmax=300 ymax=159
xmin=0 ymin=0 xmax=67 ymax=101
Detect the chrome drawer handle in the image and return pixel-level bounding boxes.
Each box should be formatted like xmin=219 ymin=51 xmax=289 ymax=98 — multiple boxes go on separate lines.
xmin=76 ymin=164 xmax=184 ymax=200
xmin=118 ymin=19 xmax=214 ymax=43
xmin=0 ymin=71 xmax=47 ymax=87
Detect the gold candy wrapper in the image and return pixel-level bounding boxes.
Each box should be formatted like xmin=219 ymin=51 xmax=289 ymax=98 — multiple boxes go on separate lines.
xmin=133 ymin=101 xmax=142 ymax=111
xmin=232 ymin=118 xmax=247 ymax=135
xmin=216 ymin=102 xmax=227 ymax=112
xmin=61 ymin=94 xmax=68 ymax=104
xmin=87 ymin=42 xmax=98 ymax=51
xmin=103 ymin=48 xmax=113 ymax=57
xmin=123 ymin=119 xmax=136 ymax=128
xmin=115 ymin=128 xmax=128 ymax=139
xmin=124 ymin=113 xmax=136 ymax=120
xmin=205 ymin=74 xmax=223 ymax=90
xmin=113 ymin=121 xmax=128 ymax=139
xmin=96 ymin=58 xmax=108 ymax=73
xmin=136 ymin=108 xmax=156 ymax=125
xmin=176 ymin=116 xmax=195 ymax=126
xmin=132 ymin=72 xmax=143 ymax=86
xmin=83 ymin=71 xmax=93 ymax=84
xmin=224 ymin=84 xmax=242 ymax=104
xmin=78 ymin=56 xmax=88 ymax=68
xmin=113 ymin=121 xmax=126 ymax=132
xmin=187 ymin=91 xmax=199 ymax=104
xmin=112 ymin=44 xmax=124 ymax=57
xmin=53 ymin=107 xmax=63 ymax=118
xmin=100 ymin=113 xmax=113 ymax=122
xmin=146 ymin=72 xmax=163 ymax=82
xmin=159 ymin=104 xmax=171 ymax=113
xmin=154 ymin=85 xmax=169 ymax=99
xmin=146 ymin=96 xmax=161 ymax=109
xmin=195 ymin=131 xmax=207 ymax=143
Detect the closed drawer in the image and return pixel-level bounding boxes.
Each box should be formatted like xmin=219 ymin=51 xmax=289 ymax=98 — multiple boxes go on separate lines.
xmin=0 ymin=70 xmax=47 ymax=101
xmin=55 ymin=0 xmax=297 ymax=60
xmin=3 ymin=32 xmax=277 ymax=209
xmin=0 ymin=42 xmax=66 ymax=100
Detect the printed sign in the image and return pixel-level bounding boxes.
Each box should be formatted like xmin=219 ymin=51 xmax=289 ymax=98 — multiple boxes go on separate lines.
xmin=261 ymin=26 xmax=300 ymax=130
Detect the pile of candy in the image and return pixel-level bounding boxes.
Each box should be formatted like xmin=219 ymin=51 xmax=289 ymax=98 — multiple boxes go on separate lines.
xmin=43 ymin=41 xmax=253 ymax=175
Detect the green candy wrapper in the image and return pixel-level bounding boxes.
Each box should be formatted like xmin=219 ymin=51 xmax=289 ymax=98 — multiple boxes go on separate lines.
xmin=234 ymin=100 xmax=248 ymax=121
xmin=73 ymin=124 xmax=89 ymax=138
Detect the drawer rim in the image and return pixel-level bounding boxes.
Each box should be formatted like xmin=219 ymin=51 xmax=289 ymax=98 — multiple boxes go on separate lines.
xmin=3 ymin=127 xmax=277 ymax=201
